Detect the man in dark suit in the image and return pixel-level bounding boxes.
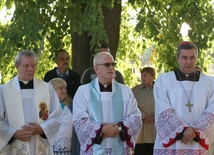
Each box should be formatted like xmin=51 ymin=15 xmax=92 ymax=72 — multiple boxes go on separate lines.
xmin=44 ymin=49 xmax=80 ymax=99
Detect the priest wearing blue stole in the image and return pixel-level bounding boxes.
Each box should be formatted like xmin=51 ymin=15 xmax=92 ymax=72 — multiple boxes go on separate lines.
xmin=0 ymin=50 xmax=62 ymax=155
xmin=73 ymin=52 xmax=142 ymax=155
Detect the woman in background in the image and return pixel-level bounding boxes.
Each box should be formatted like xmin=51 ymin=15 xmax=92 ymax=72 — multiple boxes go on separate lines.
xmin=49 ymin=78 xmax=80 ymax=155
xmin=132 ymin=67 xmax=156 ymax=155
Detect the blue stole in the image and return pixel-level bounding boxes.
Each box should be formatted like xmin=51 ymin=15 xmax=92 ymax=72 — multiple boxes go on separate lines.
xmin=89 ymin=79 xmax=124 ymax=154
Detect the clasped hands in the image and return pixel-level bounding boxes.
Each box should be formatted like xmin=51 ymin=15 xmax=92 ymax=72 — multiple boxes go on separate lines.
xmin=101 ymin=123 xmax=121 ymax=139
xmin=142 ymin=115 xmax=155 ymax=123
xmin=13 ymin=122 xmax=43 ymax=142
xmin=181 ymin=127 xmax=199 ymax=144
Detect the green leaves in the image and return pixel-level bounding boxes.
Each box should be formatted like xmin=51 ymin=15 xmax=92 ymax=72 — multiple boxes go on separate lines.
xmin=0 ymin=0 xmax=214 ymax=86
xmin=130 ymin=0 xmax=214 ymax=73
xmin=0 ymin=0 xmax=110 ymax=83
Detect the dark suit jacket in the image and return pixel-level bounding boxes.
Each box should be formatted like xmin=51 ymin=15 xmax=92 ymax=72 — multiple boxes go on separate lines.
xmin=44 ymin=67 xmax=80 ymax=99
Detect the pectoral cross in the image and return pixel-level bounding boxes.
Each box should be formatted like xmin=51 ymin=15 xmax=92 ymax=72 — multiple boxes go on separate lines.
xmin=186 ymin=102 xmax=193 ymax=112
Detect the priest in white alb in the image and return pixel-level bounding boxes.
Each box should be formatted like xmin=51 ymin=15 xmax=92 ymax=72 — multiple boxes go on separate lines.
xmin=73 ymin=52 xmax=142 ymax=155
xmin=0 ymin=50 xmax=62 ymax=155
xmin=154 ymin=41 xmax=214 ymax=155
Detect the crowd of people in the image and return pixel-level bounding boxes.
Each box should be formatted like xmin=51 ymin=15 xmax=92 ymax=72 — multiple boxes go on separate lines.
xmin=0 ymin=41 xmax=214 ymax=155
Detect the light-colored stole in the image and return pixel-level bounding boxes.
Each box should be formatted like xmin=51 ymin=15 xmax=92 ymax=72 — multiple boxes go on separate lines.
xmin=3 ymin=77 xmax=50 ymax=155
xmin=89 ymin=78 xmax=124 ymax=154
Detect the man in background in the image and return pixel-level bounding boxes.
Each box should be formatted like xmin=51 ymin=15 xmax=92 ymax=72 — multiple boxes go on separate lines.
xmin=44 ymin=49 xmax=80 ymax=99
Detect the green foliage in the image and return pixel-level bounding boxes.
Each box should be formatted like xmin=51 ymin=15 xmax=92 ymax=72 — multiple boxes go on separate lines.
xmin=117 ymin=3 xmax=147 ymax=87
xmin=1 ymin=0 xmax=214 ymax=87
xmin=0 ymin=0 xmax=112 ymax=83
xmin=130 ymin=0 xmax=214 ymax=73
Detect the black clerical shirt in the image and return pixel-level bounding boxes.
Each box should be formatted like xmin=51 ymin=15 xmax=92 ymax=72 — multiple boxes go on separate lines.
xmin=174 ymin=69 xmax=200 ymax=81
xmin=99 ymin=82 xmax=112 ymax=92
xmin=19 ymin=80 xmax=34 ymax=89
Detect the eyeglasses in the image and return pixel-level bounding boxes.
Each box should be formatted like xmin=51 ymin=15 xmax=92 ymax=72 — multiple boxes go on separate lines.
xmin=96 ymin=62 xmax=117 ymax=67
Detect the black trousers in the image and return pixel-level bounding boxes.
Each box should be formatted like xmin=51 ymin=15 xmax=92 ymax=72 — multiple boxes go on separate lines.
xmin=134 ymin=143 xmax=154 ymax=155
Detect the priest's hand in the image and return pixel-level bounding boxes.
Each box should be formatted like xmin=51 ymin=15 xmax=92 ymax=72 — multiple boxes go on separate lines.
xmin=181 ymin=127 xmax=197 ymax=144
xmin=101 ymin=123 xmax=120 ymax=138
xmin=22 ymin=122 xmax=43 ymax=135
xmin=143 ymin=115 xmax=155 ymax=123
xmin=13 ymin=129 xmax=33 ymax=142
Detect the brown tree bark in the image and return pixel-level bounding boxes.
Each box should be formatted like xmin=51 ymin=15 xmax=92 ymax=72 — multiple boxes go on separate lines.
xmin=72 ymin=0 xmax=122 ymax=76
xmin=72 ymin=32 xmax=93 ymax=75
xmin=102 ymin=0 xmax=122 ymax=60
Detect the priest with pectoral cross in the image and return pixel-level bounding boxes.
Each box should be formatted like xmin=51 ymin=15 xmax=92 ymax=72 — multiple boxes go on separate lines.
xmin=153 ymin=41 xmax=214 ymax=155
xmin=0 ymin=50 xmax=62 ymax=155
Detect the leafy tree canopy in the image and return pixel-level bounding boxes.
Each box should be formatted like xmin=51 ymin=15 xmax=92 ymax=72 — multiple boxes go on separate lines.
xmin=0 ymin=0 xmax=214 ymax=87
xmin=128 ymin=0 xmax=214 ymax=73
xmin=0 ymin=0 xmax=112 ymax=83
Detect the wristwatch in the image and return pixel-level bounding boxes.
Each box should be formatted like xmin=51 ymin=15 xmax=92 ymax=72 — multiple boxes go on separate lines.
xmin=117 ymin=123 xmax=122 ymax=131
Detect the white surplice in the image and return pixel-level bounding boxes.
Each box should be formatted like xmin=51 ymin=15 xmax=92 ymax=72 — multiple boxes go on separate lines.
xmin=0 ymin=76 xmax=62 ymax=155
xmin=73 ymin=78 xmax=142 ymax=155
xmin=53 ymin=106 xmax=73 ymax=154
xmin=154 ymin=71 xmax=214 ymax=155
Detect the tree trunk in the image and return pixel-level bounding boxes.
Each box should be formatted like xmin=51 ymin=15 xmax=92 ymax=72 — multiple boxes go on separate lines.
xmin=102 ymin=0 xmax=122 ymax=60
xmin=72 ymin=32 xmax=93 ymax=75
xmin=72 ymin=1 xmax=122 ymax=76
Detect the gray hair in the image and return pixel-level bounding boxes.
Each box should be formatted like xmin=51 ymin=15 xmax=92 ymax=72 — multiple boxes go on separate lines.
xmin=49 ymin=78 xmax=67 ymax=89
xmin=93 ymin=52 xmax=114 ymax=66
xmin=49 ymin=78 xmax=71 ymax=105
xmin=15 ymin=50 xmax=38 ymax=65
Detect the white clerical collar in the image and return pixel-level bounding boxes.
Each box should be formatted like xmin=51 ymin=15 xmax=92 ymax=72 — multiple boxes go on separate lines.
xmin=19 ymin=79 xmax=29 ymax=84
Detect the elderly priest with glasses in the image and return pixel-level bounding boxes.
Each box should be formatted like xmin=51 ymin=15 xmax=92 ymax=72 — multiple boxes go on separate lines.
xmin=73 ymin=52 xmax=142 ymax=155
xmin=80 ymin=44 xmax=125 ymax=85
